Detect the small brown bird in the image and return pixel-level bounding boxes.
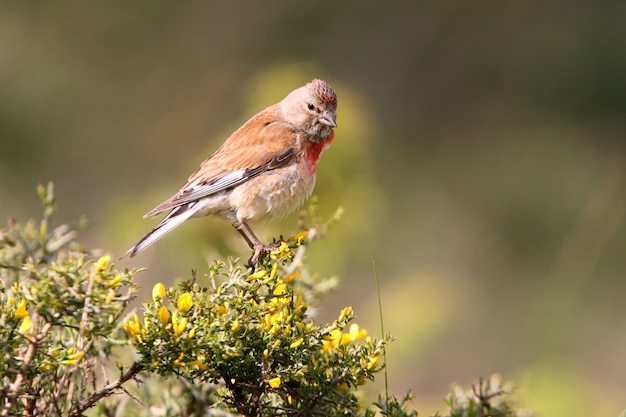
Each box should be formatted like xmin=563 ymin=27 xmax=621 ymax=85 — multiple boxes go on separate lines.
xmin=124 ymin=79 xmax=337 ymax=265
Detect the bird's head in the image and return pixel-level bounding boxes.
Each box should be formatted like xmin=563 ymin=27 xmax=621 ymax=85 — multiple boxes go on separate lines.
xmin=280 ymin=79 xmax=337 ymax=141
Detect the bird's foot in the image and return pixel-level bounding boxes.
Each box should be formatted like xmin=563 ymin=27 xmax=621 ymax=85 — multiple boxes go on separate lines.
xmin=247 ymin=241 xmax=285 ymax=268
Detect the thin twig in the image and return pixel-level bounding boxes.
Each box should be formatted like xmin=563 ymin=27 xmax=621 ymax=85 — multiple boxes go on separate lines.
xmin=68 ymin=362 xmax=145 ymax=417
xmin=371 ymin=256 xmax=389 ymax=407
xmin=1 ymin=323 xmax=53 ymax=417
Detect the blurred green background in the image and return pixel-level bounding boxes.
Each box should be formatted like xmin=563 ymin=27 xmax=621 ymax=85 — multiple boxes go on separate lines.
xmin=1 ymin=2 xmax=625 ymax=415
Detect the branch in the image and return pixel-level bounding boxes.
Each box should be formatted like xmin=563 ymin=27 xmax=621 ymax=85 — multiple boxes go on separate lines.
xmin=68 ymin=362 xmax=145 ymax=417
xmin=1 ymin=323 xmax=53 ymax=417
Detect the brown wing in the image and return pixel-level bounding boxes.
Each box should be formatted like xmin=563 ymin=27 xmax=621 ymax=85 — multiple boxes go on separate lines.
xmin=144 ymin=105 xmax=299 ymax=217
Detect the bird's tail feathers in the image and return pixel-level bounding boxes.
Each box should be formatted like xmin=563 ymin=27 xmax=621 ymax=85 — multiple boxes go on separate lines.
xmin=122 ymin=205 xmax=196 ymax=258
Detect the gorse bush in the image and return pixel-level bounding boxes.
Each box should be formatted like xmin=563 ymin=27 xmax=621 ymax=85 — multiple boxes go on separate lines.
xmin=0 ymin=183 xmax=139 ymax=416
xmin=130 ymin=261 xmax=385 ymax=415
xmin=0 ymin=183 xmax=528 ymax=417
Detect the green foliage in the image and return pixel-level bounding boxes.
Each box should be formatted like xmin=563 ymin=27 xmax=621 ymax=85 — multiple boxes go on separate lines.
xmin=1 ymin=183 xmax=139 ymax=416
xmin=124 ymin=201 xmax=391 ymax=416
xmin=0 ymin=183 xmax=530 ymax=417
xmin=129 ymin=260 xmax=387 ymax=416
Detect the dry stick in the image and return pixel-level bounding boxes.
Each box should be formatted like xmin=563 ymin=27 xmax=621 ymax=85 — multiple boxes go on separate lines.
xmin=1 ymin=323 xmax=53 ymax=417
xmin=68 ymin=362 xmax=144 ymax=417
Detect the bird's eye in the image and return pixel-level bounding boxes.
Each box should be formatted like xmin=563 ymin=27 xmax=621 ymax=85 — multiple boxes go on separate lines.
xmin=307 ymin=103 xmax=315 ymax=111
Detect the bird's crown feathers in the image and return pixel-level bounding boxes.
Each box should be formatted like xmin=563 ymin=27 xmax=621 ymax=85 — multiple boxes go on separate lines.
xmin=308 ymin=79 xmax=337 ymax=109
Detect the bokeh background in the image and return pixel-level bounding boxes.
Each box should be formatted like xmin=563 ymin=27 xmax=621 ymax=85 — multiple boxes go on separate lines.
xmin=1 ymin=2 xmax=625 ymax=415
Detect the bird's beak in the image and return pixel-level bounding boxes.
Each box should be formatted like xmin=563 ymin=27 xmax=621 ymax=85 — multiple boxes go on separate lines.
xmin=319 ymin=110 xmax=337 ymax=127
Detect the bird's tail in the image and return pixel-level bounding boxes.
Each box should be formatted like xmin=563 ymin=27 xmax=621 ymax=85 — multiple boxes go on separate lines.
xmin=122 ymin=205 xmax=196 ymax=258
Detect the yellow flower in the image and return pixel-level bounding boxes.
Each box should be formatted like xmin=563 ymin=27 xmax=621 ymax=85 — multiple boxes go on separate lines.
xmin=18 ymin=315 xmax=33 ymax=335
xmin=325 ymin=328 xmax=342 ymax=343
xmin=288 ymin=231 xmax=308 ymax=245
xmin=38 ymin=363 xmax=56 ymax=372
xmin=177 ymin=292 xmax=193 ymax=312
xmin=289 ymin=338 xmax=304 ymax=349
xmin=264 ymin=309 xmax=284 ymax=335
xmin=341 ymin=323 xmax=367 ymax=344
xmin=124 ymin=312 xmax=145 ymax=341
xmin=268 ymin=323 xmax=279 ymax=335
xmin=14 ymin=299 xmax=28 ymax=319
xmin=261 ymin=313 xmax=271 ymax=331
xmin=158 ymin=306 xmax=170 ymax=325
xmin=282 ymin=271 xmax=299 ymax=283
xmin=322 ymin=328 xmax=342 ymax=353
xmin=61 ymin=350 xmax=84 ymax=366
xmin=273 ymin=282 xmax=287 ymax=296
xmin=107 ymin=275 xmax=122 ymax=288
xmin=293 ymin=295 xmax=307 ymax=314
xmin=366 ymin=355 xmax=379 ymax=370
xmin=248 ymin=269 xmax=267 ymax=280
xmin=94 ymin=255 xmax=110 ymax=273
xmin=173 ymin=352 xmax=185 ymax=367
xmin=268 ymin=376 xmax=281 ymax=388
xmin=270 ymin=241 xmax=290 ymax=260
xmin=338 ymin=306 xmax=352 ymax=322
xmin=231 ymin=319 xmax=240 ymax=333
xmin=194 ymin=354 xmax=208 ymax=370
xmin=152 ymin=282 xmax=166 ymax=302
xmin=172 ymin=311 xmax=187 ymax=337
xmin=269 ymin=262 xmax=278 ymax=281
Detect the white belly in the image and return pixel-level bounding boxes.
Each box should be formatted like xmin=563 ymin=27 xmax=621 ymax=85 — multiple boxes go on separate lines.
xmin=230 ymin=162 xmax=316 ymax=225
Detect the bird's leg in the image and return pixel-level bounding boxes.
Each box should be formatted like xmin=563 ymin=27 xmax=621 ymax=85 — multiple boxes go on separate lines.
xmin=236 ymin=227 xmax=261 ymax=267
xmin=236 ymin=228 xmax=255 ymax=249
xmin=238 ymin=221 xmax=282 ymax=267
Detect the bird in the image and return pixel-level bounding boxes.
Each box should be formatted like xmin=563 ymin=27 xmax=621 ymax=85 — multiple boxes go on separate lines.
xmin=123 ymin=79 xmax=338 ymax=266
